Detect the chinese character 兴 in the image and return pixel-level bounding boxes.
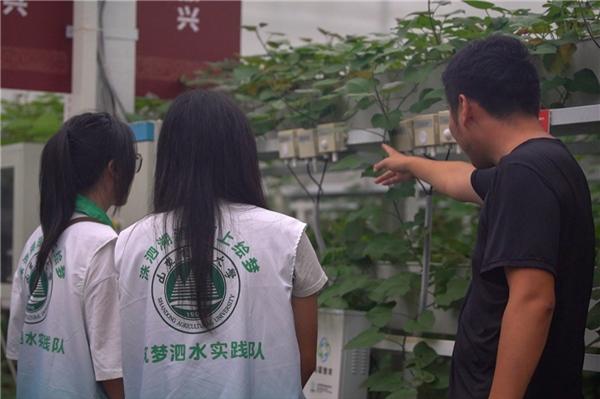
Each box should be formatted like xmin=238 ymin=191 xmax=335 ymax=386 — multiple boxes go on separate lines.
xmin=56 ymin=265 xmax=65 ymax=279
xmin=242 ymin=258 xmax=260 ymax=273
xmin=176 ymin=5 xmax=199 ymax=32
xmin=210 ymin=341 xmax=228 ymax=359
xmin=189 ymin=343 xmax=207 ymax=360
xmin=3 ymin=0 xmax=28 ymax=17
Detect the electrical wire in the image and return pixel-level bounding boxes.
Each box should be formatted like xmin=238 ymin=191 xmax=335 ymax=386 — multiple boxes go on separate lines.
xmin=286 ymin=163 xmax=314 ymax=203
xmin=306 ymin=159 xmax=329 ymax=256
xmin=578 ymin=0 xmax=600 ymax=50
xmin=97 ymin=0 xmax=129 ymax=118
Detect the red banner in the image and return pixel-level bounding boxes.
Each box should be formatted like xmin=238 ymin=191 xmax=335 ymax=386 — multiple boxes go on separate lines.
xmin=539 ymin=109 xmax=550 ymax=133
xmin=1 ymin=0 xmax=73 ymax=93
xmin=136 ymin=0 xmax=241 ymax=98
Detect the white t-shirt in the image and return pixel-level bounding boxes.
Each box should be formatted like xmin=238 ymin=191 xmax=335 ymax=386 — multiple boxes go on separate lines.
xmin=115 ymin=203 xmax=327 ymax=399
xmin=6 ymin=216 xmax=122 ymax=399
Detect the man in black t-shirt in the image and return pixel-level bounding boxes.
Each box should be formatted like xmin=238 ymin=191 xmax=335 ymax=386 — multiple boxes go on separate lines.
xmin=374 ymin=35 xmax=595 ymax=399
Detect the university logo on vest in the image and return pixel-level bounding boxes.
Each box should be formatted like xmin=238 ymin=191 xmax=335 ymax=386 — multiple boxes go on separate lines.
xmin=22 ymin=248 xmax=59 ymax=324
xmin=151 ymin=246 xmax=241 ymax=334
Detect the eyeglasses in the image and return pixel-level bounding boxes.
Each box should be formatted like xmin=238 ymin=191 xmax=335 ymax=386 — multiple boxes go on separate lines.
xmin=135 ymin=153 xmax=143 ymax=173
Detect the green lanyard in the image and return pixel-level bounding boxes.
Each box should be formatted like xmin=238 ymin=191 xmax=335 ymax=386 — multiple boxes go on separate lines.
xmin=74 ymin=195 xmax=113 ymax=228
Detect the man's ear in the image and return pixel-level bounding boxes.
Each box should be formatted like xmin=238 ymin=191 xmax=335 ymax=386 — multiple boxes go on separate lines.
xmin=457 ymin=94 xmax=471 ymax=128
xmin=107 ymin=160 xmax=117 ymax=178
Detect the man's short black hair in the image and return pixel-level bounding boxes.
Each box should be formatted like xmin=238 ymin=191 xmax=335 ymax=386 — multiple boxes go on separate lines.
xmin=442 ymin=35 xmax=540 ymax=118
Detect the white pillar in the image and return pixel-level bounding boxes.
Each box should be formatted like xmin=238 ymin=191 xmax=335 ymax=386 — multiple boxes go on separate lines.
xmin=98 ymin=0 xmax=138 ymax=117
xmin=66 ymin=0 xmax=137 ymax=120
xmin=66 ymin=0 xmax=99 ymax=119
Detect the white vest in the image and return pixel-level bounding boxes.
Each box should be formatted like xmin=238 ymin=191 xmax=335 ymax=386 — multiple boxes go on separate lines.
xmin=7 ymin=222 xmax=118 ymax=399
xmin=115 ymin=203 xmax=307 ymax=399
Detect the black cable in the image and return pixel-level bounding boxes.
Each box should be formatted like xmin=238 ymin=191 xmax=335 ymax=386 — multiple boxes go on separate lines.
xmin=578 ymin=0 xmax=600 ymax=50
xmin=286 ymin=163 xmax=314 ymax=203
xmin=97 ymin=0 xmax=129 ymax=118
xmin=306 ymin=162 xmax=321 ymax=190
xmin=307 ymin=158 xmax=329 ymax=257
xmin=418 ymin=147 xmax=452 ymax=195
xmin=318 ymin=159 xmax=329 ymax=201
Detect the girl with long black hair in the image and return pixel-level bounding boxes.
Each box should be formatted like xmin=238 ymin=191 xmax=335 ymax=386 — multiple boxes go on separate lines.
xmin=115 ymin=89 xmax=327 ymax=398
xmin=7 ymin=112 xmax=138 ymax=399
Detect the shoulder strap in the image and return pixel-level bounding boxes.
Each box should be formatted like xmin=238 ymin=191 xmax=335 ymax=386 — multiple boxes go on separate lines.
xmin=66 ymin=216 xmax=102 ymax=228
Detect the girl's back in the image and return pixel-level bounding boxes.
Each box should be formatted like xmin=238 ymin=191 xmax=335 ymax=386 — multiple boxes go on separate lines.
xmin=116 ymin=203 xmax=309 ymax=399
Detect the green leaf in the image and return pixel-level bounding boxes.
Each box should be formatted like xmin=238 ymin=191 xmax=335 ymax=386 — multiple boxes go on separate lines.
xmin=367 ymin=303 xmax=395 ymax=327
xmin=385 ymin=387 xmax=418 ymax=399
xmin=412 ymin=368 xmax=436 ymax=385
xmin=321 ymin=295 xmax=349 ymax=309
xmin=409 ymin=97 xmax=442 ymax=114
xmin=532 ymin=43 xmax=557 ymax=55
xmin=369 ymin=272 xmax=413 ymax=302
xmin=413 ymin=341 xmax=438 ymax=369
xmin=345 ymin=77 xmax=374 ymax=94
xmin=385 ymin=183 xmax=415 ymax=200
xmin=587 ymin=301 xmax=600 ymax=330
xmin=381 ymin=81 xmax=405 ymax=94
xmin=404 ymin=63 xmax=435 ymax=84
xmin=567 ymin=69 xmax=600 ymax=94
xmin=294 ymin=88 xmax=321 ymax=95
xmin=356 ymin=96 xmax=376 ymax=110
xmin=363 ymin=369 xmax=405 ymax=392
xmin=363 ymin=234 xmax=411 ymax=260
xmin=233 ymin=65 xmax=257 ymax=82
xmin=345 ymin=326 xmax=385 ymax=349
xmin=241 ymin=25 xmax=257 ymax=32
xmin=433 ymin=43 xmax=454 ymax=53
xmin=541 ymin=76 xmax=569 ymax=92
xmin=404 ymin=310 xmax=435 ymax=334
xmin=463 ymin=0 xmax=495 ymax=10
xmin=312 ymin=79 xmax=340 ymax=89
xmin=594 ymin=268 xmax=600 ymax=287
xmin=423 ymin=88 xmax=445 ymax=101
xmin=435 ymin=277 xmax=469 ymax=306
xmin=318 ymin=275 xmax=371 ymax=306
xmin=372 ymin=113 xmax=388 ymax=129
xmin=371 ymin=110 xmax=403 ymax=131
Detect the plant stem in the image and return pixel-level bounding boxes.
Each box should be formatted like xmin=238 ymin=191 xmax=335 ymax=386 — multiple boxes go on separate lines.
xmin=428 ymin=0 xmax=442 ymax=45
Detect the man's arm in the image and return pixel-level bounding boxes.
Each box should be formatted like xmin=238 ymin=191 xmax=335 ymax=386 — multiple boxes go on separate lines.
xmin=373 ymin=144 xmax=481 ymax=204
xmin=488 ymin=267 xmax=555 ymax=399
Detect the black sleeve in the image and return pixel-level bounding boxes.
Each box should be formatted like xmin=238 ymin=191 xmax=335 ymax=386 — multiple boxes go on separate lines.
xmin=471 ymin=167 xmax=497 ymax=202
xmin=481 ymin=163 xmax=560 ymax=276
